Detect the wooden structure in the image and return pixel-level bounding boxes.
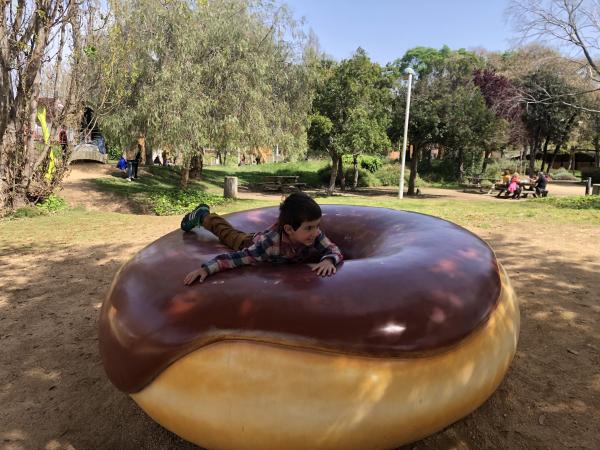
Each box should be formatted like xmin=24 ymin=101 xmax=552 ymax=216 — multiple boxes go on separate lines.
xmin=493 ymin=181 xmax=543 ymax=198
xmin=259 ymin=175 xmax=306 ymax=192
xmin=461 ymin=175 xmax=495 ymax=193
xmin=224 ymin=176 xmax=238 ymax=199
xmin=69 ymin=144 xmax=107 ymax=164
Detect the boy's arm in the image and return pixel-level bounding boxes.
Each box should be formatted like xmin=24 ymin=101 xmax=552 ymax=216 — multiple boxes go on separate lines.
xmin=314 ymin=231 xmax=343 ymax=265
xmin=197 ymin=235 xmax=275 ymax=277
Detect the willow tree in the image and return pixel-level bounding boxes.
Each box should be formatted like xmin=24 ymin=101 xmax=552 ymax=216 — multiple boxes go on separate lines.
xmin=89 ymin=0 xmax=310 ymax=187
xmin=0 ymin=0 xmax=103 ymax=213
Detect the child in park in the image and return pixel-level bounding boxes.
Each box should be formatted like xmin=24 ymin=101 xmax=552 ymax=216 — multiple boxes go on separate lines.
xmin=181 ymin=192 xmax=343 ymax=285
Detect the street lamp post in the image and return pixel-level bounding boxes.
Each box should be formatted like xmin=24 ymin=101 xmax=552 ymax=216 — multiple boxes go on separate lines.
xmin=399 ymin=68 xmax=415 ymax=199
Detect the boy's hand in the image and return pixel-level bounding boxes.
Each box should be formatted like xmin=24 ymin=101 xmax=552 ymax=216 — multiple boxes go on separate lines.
xmin=184 ymin=267 xmax=209 ymax=285
xmin=312 ymin=259 xmax=336 ymax=277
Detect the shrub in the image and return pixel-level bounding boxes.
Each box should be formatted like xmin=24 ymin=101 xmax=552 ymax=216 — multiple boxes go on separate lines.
xmin=536 ymin=195 xmax=600 ymax=209
xmin=316 ymin=164 xmax=382 ymax=188
xmin=37 ymin=194 xmax=68 ymax=213
xmin=549 ymin=167 xmax=579 ymax=181
xmin=418 ymin=158 xmax=458 ymax=182
xmin=373 ymin=164 xmax=425 ymax=187
xmin=341 ymin=154 xmax=383 ymax=173
xmin=148 ymin=190 xmax=228 ymax=216
xmin=107 ymin=144 xmax=122 ymax=161
xmin=11 ymin=206 xmax=45 ymax=218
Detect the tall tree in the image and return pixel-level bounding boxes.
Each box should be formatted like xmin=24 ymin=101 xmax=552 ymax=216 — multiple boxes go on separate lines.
xmin=309 ymin=49 xmax=391 ymax=193
xmin=388 ymin=46 xmax=500 ymax=192
xmin=519 ymin=68 xmax=578 ymax=174
xmin=89 ymin=0 xmax=310 ymax=187
xmin=0 ymin=0 xmax=101 ymax=212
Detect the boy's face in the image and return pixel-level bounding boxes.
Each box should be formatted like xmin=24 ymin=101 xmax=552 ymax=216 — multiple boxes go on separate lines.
xmin=283 ymin=218 xmax=321 ymax=246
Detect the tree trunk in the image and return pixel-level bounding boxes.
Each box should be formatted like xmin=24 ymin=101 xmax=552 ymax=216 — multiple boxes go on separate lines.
xmin=189 ymin=150 xmax=202 ymax=179
xmin=481 ymin=149 xmax=491 ymax=174
xmin=540 ymin=137 xmax=550 ymax=173
xmin=352 ymin=154 xmax=359 ymax=189
xmin=327 ymin=151 xmax=338 ymax=194
xmin=180 ymin=162 xmax=190 ymax=189
xmin=408 ymin=145 xmax=420 ymax=195
xmin=548 ymin=143 xmax=561 ymax=174
xmin=457 ymin=148 xmax=465 ymax=182
xmin=595 ymin=148 xmax=599 ymax=169
xmin=224 ymin=176 xmax=238 ymax=199
xmin=337 ymin=155 xmax=345 ymax=191
xmin=529 ymin=131 xmax=541 ymax=176
xmin=568 ymin=146 xmax=576 ymax=171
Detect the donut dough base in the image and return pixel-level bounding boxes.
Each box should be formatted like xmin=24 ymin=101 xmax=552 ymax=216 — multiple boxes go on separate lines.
xmin=132 ymin=266 xmax=519 ymax=450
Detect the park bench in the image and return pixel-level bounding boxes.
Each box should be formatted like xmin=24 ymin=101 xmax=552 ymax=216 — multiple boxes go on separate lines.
xmin=259 ymin=175 xmax=306 ymax=192
xmin=494 ymin=181 xmax=546 ymax=199
xmin=461 ymin=175 xmax=495 ymax=193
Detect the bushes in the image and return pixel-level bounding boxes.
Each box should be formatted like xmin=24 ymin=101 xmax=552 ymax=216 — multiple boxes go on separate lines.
xmin=550 ymin=167 xmax=579 ymax=181
xmin=9 ymin=194 xmax=68 ymax=218
xmin=148 ymin=190 xmax=228 ymax=216
xmin=341 ymin=154 xmax=383 ymax=173
xmin=418 ymin=158 xmax=458 ymax=182
xmin=317 ymin=162 xmax=423 ymax=188
xmin=537 ymin=195 xmax=600 ymax=209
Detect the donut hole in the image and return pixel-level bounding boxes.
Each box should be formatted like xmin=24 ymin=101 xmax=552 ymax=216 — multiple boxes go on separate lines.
xmin=320 ymin=223 xmax=404 ymax=261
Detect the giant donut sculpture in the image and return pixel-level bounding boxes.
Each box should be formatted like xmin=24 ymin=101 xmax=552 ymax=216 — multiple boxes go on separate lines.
xmin=99 ymin=205 xmax=519 ymax=450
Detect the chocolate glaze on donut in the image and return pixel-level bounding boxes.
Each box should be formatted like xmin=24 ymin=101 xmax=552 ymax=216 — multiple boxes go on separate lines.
xmin=99 ymin=206 xmax=501 ymax=393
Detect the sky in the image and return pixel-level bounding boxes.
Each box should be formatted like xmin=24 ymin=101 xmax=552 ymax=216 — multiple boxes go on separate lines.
xmin=282 ymin=0 xmax=517 ymax=65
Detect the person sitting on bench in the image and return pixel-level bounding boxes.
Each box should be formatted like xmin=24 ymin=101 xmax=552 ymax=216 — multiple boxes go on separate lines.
xmin=508 ymin=172 xmax=521 ymax=199
xmin=534 ymin=171 xmax=548 ymax=197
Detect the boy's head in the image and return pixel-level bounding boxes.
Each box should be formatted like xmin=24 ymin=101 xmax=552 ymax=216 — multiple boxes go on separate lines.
xmin=279 ymin=192 xmax=322 ymax=246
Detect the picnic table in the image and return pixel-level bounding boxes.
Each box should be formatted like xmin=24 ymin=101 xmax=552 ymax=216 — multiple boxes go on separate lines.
xmin=494 ymin=180 xmax=537 ymax=198
xmin=259 ymin=175 xmax=307 ymax=192
xmin=461 ymin=175 xmax=496 ymax=193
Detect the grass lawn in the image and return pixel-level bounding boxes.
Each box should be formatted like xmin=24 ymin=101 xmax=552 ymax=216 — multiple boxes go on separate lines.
xmin=2 ymin=160 xmax=598 ymax=245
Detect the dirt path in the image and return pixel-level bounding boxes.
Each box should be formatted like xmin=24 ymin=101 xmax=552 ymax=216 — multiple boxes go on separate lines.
xmin=1 ymin=168 xmax=599 ymax=450
xmin=59 ymin=162 xmax=133 ymax=213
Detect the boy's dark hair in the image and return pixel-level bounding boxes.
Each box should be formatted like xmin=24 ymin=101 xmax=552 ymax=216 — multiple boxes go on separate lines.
xmin=278 ymin=192 xmax=321 ymax=230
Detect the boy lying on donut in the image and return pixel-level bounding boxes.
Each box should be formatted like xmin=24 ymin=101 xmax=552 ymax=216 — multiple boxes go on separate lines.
xmin=181 ymin=192 xmax=343 ymax=285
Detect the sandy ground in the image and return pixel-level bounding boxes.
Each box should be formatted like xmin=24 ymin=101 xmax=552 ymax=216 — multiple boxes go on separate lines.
xmin=1 ymin=163 xmax=599 ymax=449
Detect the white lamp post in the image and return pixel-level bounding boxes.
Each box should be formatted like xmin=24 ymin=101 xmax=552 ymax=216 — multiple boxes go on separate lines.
xmin=399 ymin=67 xmax=415 ymax=199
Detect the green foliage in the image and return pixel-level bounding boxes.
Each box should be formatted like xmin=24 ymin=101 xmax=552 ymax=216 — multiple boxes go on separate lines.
xmin=551 ymin=167 xmax=579 ymax=181
xmin=11 ymin=206 xmax=46 ymax=218
xmin=317 ymin=163 xmax=423 ymax=188
xmin=372 ymin=164 xmax=425 ymax=187
xmin=203 ymin=160 xmax=329 ymax=189
xmin=9 ymin=195 xmax=68 ymax=219
xmin=149 ymin=191 xmax=228 ymax=216
xmin=535 ymin=196 xmax=600 ymax=209
xmin=37 ymin=195 xmax=68 ymax=214
xmin=418 ymin=158 xmax=458 ymax=182
xmin=482 ymin=159 xmax=518 ymax=181
xmin=341 ymin=154 xmax=383 ymax=173
xmin=309 ymin=50 xmax=392 ymax=162
xmin=91 ymin=0 xmax=311 ymax=165
xmin=107 ymin=145 xmax=122 ymax=161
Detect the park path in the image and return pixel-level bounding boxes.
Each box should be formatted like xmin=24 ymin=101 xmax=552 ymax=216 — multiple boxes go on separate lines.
xmin=61 ymin=162 xmax=586 ymax=215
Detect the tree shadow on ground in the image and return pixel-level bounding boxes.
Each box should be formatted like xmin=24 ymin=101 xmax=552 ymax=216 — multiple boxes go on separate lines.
xmin=1 ymin=225 xmax=598 ymax=449
xmin=0 ymin=242 xmax=198 ymax=450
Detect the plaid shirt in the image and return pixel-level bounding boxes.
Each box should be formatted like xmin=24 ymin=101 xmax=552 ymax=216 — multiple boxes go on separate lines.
xmin=202 ymin=223 xmax=343 ymax=275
